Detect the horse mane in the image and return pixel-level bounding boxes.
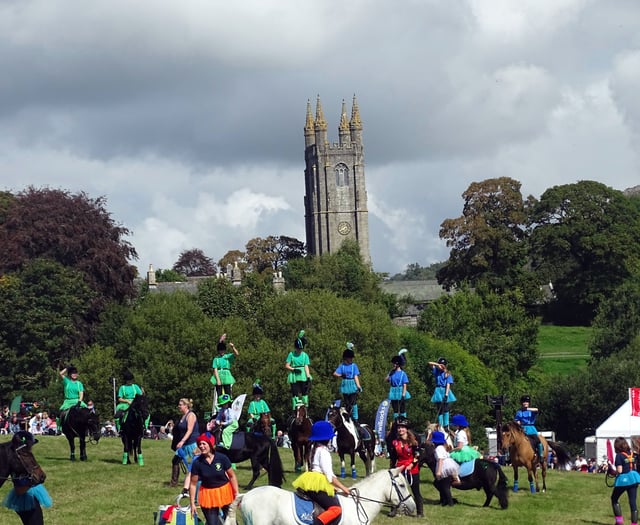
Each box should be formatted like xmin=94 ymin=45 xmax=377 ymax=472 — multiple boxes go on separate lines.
xmin=502 ymin=421 xmax=524 ymax=435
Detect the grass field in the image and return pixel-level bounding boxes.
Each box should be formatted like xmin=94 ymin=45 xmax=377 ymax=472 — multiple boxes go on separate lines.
xmin=536 ymin=325 xmax=592 ymax=375
xmin=0 ymin=434 xmax=621 ymax=525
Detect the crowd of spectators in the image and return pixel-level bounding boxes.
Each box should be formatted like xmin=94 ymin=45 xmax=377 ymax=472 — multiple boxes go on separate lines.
xmin=0 ymin=403 xmax=60 ymax=436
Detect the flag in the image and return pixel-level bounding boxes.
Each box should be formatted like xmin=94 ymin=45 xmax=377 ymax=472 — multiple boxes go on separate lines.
xmin=630 ymin=388 xmax=640 ymax=417
xmin=229 ymin=394 xmax=246 ymax=421
xmin=375 ymin=400 xmax=390 ymax=441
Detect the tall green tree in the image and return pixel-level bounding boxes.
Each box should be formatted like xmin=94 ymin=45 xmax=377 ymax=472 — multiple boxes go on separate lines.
xmin=529 ymin=181 xmax=640 ymax=324
xmin=437 ymin=178 xmax=533 ymax=294
xmin=244 ymin=235 xmax=306 ymax=274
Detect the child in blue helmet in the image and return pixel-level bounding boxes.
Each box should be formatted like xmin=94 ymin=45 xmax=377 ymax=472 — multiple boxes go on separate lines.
xmin=333 ymin=342 xmax=362 ymax=423
xmin=293 ymin=421 xmax=351 ymax=525
xmin=449 ymin=414 xmax=481 ymax=463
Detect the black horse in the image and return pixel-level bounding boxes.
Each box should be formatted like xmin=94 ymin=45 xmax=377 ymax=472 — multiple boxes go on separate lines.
xmin=120 ymin=394 xmax=149 ymax=466
xmin=215 ymin=431 xmax=285 ymax=489
xmin=61 ymin=405 xmax=101 ymax=461
xmin=326 ymin=405 xmax=376 ymax=478
xmin=0 ymin=431 xmax=48 ymax=525
xmin=419 ymin=442 xmax=509 ymax=509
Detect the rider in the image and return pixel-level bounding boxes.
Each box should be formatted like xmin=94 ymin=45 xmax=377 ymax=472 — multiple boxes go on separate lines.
xmin=333 ymin=343 xmax=362 ymax=424
xmin=428 ymin=357 xmax=456 ymax=430
xmin=210 ymin=334 xmax=239 ymax=398
xmin=386 ymin=354 xmax=410 ymax=421
xmin=212 ymin=394 xmax=239 ymax=450
xmin=58 ymin=365 xmax=87 ymax=420
xmin=285 ymin=330 xmax=312 ymax=410
xmin=449 ymin=414 xmax=481 ymax=463
xmin=114 ymin=370 xmax=146 ymax=432
xmin=292 ymin=421 xmax=351 ymax=525
xmin=515 ymin=395 xmax=544 ymax=461
xmin=246 ymin=380 xmax=275 ymax=436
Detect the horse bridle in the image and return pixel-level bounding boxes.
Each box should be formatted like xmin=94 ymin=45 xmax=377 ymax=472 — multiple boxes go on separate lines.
xmin=347 ymin=470 xmax=414 ymax=525
xmin=0 ymin=445 xmax=43 ymax=485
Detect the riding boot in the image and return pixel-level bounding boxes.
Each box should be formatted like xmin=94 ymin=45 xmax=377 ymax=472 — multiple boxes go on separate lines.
xmin=138 ymin=453 xmax=144 ymax=466
xmin=631 ymin=509 xmax=638 ymax=525
xmin=537 ymin=442 xmax=544 ymax=461
xmin=302 ymin=395 xmax=309 ymax=407
xmin=351 ymin=404 xmax=359 ymax=421
xmin=122 ymin=452 xmax=128 ymax=465
xmin=443 ymin=412 xmax=450 ymax=428
xmin=437 ymin=413 xmax=444 ymax=427
xmin=170 ymin=461 xmax=180 ymax=487
xmin=613 ymin=502 xmax=623 ymax=524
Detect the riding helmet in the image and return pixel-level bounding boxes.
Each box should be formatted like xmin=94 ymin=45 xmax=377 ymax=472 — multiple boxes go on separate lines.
xmin=294 ymin=330 xmax=308 ymax=350
xmin=343 ymin=348 xmax=355 ymax=359
xmin=437 ymin=357 xmax=448 ymax=366
xmin=67 ymin=365 xmax=78 ymax=375
xmin=196 ymin=433 xmax=216 ymax=448
xmin=217 ymin=394 xmax=232 ymax=407
xmin=395 ymin=417 xmax=411 ymax=428
xmin=123 ymin=370 xmax=134 ymax=382
xmin=451 ymin=414 xmax=470 ymax=428
xmin=391 ymin=355 xmax=403 ymax=366
xmin=346 ymin=342 xmax=354 ymax=350
xmin=520 ymin=395 xmax=531 ymax=404
xmin=430 ymin=431 xmax=447 ymax=445
xmin=12 ymin=430 xmax=38 ymax=448
xmin=217 ymin=341 xmax=227 ymax=353
xmin=252 ymin=381 xmax=264 ymax=396
xmin=309 ymin=421 xmax=335 ymax=442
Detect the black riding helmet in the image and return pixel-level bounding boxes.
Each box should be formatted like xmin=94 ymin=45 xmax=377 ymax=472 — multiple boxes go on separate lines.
xmin=12 ymin=430 xmax=38 ymax=449
xmin=437 ymin=357 xmax=447 ymax=366
xmin=395 ymin=417 xmax=411 ymax=428
xmin=520 ymin=395 xmax=531 ymax=404
xmin=343 ymin=348 xmax=355 ymax=359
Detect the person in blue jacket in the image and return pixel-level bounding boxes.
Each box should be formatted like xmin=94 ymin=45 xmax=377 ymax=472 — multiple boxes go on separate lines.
xmin=333 ymin=342 xmax=362 ymax=423
xmin=514 ymin=395 xmax=543 ymax=460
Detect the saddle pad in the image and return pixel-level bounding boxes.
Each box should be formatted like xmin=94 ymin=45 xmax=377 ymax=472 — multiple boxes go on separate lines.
xmin=459 ymin=460 xmax=475 ymax=477
xmin=229 ymin=432 xmax=246 ymax=451
xmin=291 ymin=493 xmax=342 ymax=525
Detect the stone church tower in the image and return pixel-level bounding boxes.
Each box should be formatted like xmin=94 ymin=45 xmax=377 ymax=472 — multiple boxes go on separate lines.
xmin=303 ymin=96 xmax=371 ymax=265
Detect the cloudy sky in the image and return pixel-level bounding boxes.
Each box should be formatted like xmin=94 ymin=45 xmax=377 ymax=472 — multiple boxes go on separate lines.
xmin=1 ymin=1 xmax=639 ymax=276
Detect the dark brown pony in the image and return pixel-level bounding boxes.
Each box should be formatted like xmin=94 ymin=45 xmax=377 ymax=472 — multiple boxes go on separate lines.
xmin=501 ymin=421 xmax=571 ymax=493
xmin=250 ymin=412 xmax=273 ymax=438
xmin=288 ymin=403 xmax=312 ymax=472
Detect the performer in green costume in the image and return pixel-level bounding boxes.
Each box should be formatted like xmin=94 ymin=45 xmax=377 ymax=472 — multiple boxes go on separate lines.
xmin=114 ymin=370 xmax=149 ymax=431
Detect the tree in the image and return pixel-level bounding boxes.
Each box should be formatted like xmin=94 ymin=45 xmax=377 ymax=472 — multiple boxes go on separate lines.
xmin=218 ymin=250 xmax=246 ymax=274
xmin=0 ymin=259 xmax=95 ymax=398
xmin=0 ymin=187 xmax=138 ymax=307
xmin=418 ymin=283 xmax=539 ymax=392
xmin=589 ymin=275 xmax=640 ymax=360
xmin=437 ymin=178 xmax=532 ymax=293
xmin=529 ymin=181 xmax=640 ymax=324
xmin=155 ymin=269 xmax=187 ymax=282
xmin=245 ymin=235 xmax=306 ymax=274
xmin=172 ymin=248 xmax=216 ymax=277
xmin=389 ymin=262 xmax=446 ymax=281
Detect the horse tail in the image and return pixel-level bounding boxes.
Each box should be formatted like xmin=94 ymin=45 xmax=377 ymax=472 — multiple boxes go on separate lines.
xmin=494 ymin=463 xmax=509 ymax=509
xmin=548 ymin=441 xmax=572 ymax=470
xmin=267 ymin=440 xmax=285 ymax=488
xmin=223 ymin=493 xmax=243 ymax=525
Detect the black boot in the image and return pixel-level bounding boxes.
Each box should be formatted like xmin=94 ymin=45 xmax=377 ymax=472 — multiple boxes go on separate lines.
xmin=631 ymin=509 xmax=638 ymax=525
xmin=170 ymin=461 xmax=180 ymax=487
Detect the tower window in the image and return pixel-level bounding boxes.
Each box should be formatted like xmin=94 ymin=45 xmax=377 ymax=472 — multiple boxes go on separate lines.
xmin=335 ymin=164 xmax=349 ymax=187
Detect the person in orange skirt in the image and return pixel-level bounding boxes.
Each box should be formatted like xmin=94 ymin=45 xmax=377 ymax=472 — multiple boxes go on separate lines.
xmin=189 ymin=433 xmax=239 ymax=525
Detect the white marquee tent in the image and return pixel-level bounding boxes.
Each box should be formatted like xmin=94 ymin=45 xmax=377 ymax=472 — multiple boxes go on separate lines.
xmin=592 ymin=399 xmax=640 ymax=461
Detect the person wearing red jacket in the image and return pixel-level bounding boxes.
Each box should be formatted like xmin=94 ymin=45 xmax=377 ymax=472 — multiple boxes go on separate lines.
xmin=388 ymin=418 xmax=423 ymax=518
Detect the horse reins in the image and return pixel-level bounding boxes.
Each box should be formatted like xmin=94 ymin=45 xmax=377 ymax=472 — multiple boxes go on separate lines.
xmin=346 ymin=471 xmax=414 ymax=525
xmin=0 ymin=446 xmax=42 ymax=484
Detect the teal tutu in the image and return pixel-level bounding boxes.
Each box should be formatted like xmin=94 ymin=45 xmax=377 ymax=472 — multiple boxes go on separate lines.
xmin=450 ymin=446 xmax=481 ymax=464
xmin=430 ymin=387 xmax=456 ymax=403
xmin=388 ymin=386 xmax=411 ymax=401
xmin=614 ymin=470 xmax=640 ymax=487
xmin=340 ymin=379 xmax=358 ymax=395
xmin=3 ymin=485 xmax=52 ymax=512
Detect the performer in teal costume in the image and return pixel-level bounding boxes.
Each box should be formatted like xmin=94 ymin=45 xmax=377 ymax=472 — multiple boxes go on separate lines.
xmin=333 ymin=342 xmax=362 ymax=422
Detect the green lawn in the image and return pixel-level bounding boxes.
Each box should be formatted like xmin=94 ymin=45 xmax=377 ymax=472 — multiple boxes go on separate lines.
xmin=0 ymin=434 xmax=618 ymax=524
xmin=535 ymin=325 xmax=592 ymax=375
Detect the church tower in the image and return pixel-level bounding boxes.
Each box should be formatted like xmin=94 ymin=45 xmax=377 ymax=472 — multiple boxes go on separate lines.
xmin=303 ymin=95 xmax=371 ymax=265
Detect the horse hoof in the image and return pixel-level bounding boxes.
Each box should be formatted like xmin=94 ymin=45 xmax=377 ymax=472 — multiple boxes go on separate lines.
xmin=80 ymin=456 xmax=87 ymax=461
xmin=70 ymin=455 xmax=75 ymax=462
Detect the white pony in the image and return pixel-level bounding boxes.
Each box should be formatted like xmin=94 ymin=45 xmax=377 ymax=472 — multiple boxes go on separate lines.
xmin=224 ymin=467 xmax=416 ymax=525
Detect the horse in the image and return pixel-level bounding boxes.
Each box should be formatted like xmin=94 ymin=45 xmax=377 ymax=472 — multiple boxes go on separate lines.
xmin=288 ymin=403 xmax=312 ymax=472
xmin=61 ymin=405 xmax=101 ymax=461
xmin=215 ymin=431 xmax=285 ymax=489
xmin=250 ymin=411 xmax=273 ymax=438
xmin=419 ymin=442 xmax=509 ymax=508
xmin=326 ymin=405 xmax=376 ymax=478
xmin=425 ymin=421 xmax=455 ymax=448
xmin=120 ymin=394 xmax=149 ymax=466
xmin=224 ymin=467 xmax=416 ymax=525
xmin=501 ymin=421 xmax=572 ymax=493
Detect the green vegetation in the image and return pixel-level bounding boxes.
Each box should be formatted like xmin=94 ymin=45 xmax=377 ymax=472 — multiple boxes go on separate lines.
xmin=535 ymin=325 xmax=591 ymax=376
xmin=0 ymin=435 xmax=616 ymax=525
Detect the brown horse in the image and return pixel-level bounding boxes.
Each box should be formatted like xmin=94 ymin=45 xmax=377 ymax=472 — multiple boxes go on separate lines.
xmin=288 ymin=404 xmax=312 ymax=472
xmin=501 ymin=421 xmax=571 ymax=493
xmin=250 ymin=412 xmax=273 ymax=438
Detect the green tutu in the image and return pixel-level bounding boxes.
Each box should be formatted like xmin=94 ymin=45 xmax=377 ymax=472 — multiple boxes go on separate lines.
xmin=450 ymin=445 xmax=481 ymax=464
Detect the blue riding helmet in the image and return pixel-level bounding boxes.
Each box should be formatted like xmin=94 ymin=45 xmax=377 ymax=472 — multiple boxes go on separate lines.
xmin=309 ymin=421 xmax=335 ymax=441
xmin=430 ymin=431 xmax=446 ymax=445
xmin=451 ymin=414 xmax=470 ymax=428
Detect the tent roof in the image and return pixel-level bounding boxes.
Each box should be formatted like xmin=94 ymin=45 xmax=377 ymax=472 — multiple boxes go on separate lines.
xmin=596 ymin=400 xmax=640 ymax=438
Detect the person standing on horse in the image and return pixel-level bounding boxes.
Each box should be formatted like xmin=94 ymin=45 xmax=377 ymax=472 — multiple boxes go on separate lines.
xmin=114 ymin=370 xmax=147 ymax=432
xmin=387 ymin=417 xmax=424 ymax=518
xmin=428 ymin=357 xmax=456 ymax=431
xmin=386 ymin=354 xmax=410 ymax=420
xmin=189 ymin=433 xmax=239 ymax=525
xmin=515 ymin=395 xmax=544 ymax=461
xmin=246 ymin=380 xmax=275 ymax=436
xmin=212 ymin=394 xmax=239 ymax=450
xmin=333 ymin=342 xmax=363 ymax=423
xmin=292 ymin=421 xmax=351 ymax=525
xmin=3 ymin=431 xmax=52 ymax=525
xmin=449 ymin=414 xmax=481 ymax=464
xmin=285 ymin=330 xmax=312 ymax=410
xmin=610 ymin=436 xmax=640 ymax=525
xmin=58 ymin=365 xmax=87 ymax=419
xmin=175 ymin=398 xmax=200 ymax=497
xmin=210 ymin=334 xmax=239 ymax=398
